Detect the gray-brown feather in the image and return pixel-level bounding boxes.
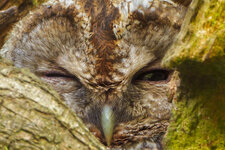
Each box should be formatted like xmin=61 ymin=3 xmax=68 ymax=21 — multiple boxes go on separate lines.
xmin=0 ymin=0 xmax=188 ymax=149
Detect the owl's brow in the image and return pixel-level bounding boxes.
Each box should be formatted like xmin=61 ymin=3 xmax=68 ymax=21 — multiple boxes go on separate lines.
xmin=79 ymin=0 xmax=121 ymax=82
xmin=135 ymin=59 xmax=164 ymax=73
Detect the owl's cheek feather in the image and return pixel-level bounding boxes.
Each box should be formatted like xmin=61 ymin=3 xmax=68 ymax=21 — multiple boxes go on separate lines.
xmin=111 ymin=118 xmax=169 ymax=149
xmin=86 ymin=124 xmax=104 ymax=142
xmin=87 ymin=115 xmax=169 ymax=149
xmin=39 ymin=70 xmax=174 ymax=148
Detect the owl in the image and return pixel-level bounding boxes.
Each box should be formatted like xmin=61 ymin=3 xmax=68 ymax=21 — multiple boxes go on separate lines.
xmin=0 ymin=0 xmax=189 ymax=149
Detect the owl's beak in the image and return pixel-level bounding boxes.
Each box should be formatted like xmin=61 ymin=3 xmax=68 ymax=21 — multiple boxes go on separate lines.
xmin=101 ymin=105 xmax=115 ymax=146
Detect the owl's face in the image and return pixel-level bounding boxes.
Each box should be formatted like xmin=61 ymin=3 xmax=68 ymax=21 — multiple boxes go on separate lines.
xmin=1 ymin=0 xmax=187 ymax=149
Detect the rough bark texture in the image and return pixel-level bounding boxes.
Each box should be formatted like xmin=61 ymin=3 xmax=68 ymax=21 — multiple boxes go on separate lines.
xmin=163 ymin=0 xmax=225 ymax=149
xmin=0 ymin=57 xmax=106 ymax=149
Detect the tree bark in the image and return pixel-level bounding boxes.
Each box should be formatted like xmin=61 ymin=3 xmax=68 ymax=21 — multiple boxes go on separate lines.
xmin=0 ymin=57 xmax=106 ymax=149
xmin=163 ymin=0 xmax=225 ymax=149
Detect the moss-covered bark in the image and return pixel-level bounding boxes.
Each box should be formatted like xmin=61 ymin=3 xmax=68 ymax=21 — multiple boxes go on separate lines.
xmin=163 ymin=0 xmax=225 ymax=149
xmin=0 ymin=57 xmax=106 ymax=150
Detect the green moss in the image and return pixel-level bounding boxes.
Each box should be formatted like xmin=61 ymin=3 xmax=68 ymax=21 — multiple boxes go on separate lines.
xmin=31 ymin=0 xmax=46 ymax=6
xmin=165 ymin=92 xmax=225 ymax=149
xmin=165 ymin=57 xmax=225 ymax=149
xmin=163 ymin=0 xmax=225 ymax=67
xmin=4 ymin=146 xmax=8 ymax=150
xmin=163 ymin=0 xmax=225 ymax=149
xmin=10 ymin=0 xmax=46 ymax=7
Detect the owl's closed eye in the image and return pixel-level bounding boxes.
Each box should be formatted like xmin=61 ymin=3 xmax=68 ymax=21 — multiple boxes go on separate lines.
xmin=1 ymin=0 xmax=190 ymax=149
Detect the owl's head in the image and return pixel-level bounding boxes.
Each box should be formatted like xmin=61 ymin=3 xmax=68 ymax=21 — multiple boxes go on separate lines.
xmin=1 ymin=0 xmax=190 ymax=149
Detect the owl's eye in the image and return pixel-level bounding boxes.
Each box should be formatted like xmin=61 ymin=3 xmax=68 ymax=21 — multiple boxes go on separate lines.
xmin=40 ymin=70 xmax=82 ymax=89
xmin=134 ymin=69 xmax=170 ymax=82
xmin=43 ymin=71 xmax=73 ymax=78
xmin=41 ymin=71 xmax=78 ymax=81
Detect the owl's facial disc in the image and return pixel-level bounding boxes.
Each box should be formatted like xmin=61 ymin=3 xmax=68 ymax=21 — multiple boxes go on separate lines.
xmin=38 ymin=64 xmax=174 ymax=147
xmin=0 ymin=0 xmax=188 ymax=148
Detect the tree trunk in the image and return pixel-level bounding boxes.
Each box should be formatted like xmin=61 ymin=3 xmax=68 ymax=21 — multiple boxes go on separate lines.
xmin=0 ymin=57 xmax=106 ymax=149
xmin=163 ymin=0 xmax=225 ymax=149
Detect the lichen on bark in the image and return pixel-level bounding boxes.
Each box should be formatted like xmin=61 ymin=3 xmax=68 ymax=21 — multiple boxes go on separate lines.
xmin=163 ymin=0 xmax=225 ymax=149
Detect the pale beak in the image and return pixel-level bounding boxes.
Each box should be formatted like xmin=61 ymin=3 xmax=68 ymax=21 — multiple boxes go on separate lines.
xmin=101 ymin=105 xmax=115 ymax=146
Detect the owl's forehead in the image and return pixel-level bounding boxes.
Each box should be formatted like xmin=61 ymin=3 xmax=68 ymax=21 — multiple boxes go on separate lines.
xmin=7 ymin=0 xmax=186 ymax=90
xmin=33 ymin=0 xmax=185 ymax=88
xmin=46 ymin=0 xmax=184 ymax=28
xmin=53 ymin=0 xmax=177 ymax=9
xmin=55 ymin=0 xmax=184 ymax=86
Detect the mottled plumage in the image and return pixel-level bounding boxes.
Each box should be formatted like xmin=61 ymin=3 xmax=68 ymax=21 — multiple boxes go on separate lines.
xmin=1 ymin=0 xmax=189 ymax=149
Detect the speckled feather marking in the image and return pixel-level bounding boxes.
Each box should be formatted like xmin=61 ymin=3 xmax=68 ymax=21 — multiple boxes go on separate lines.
xmin=1 ymin=0 xmax=186 ymax=92
xmin=83 ymin=0 xmax=121 ymax=85
xmin=77 ymin=0 xmax=186 ymax=90
xmin=0 ymin=0 xmax=188 ymax=148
